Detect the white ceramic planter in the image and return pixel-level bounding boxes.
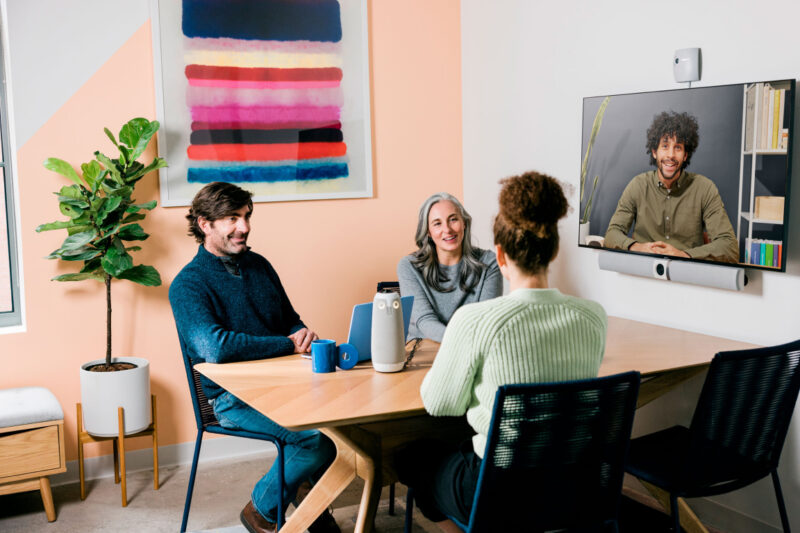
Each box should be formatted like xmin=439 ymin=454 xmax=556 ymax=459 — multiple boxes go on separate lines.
xmin=579 ymin=222 xmax=590 ymax=246
xmin=79 ymin=357 xmax=151 ymax=437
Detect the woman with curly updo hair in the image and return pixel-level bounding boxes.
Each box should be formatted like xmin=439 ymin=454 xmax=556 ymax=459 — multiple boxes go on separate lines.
xmin=398 ymin=172 xmax=607 ymax=532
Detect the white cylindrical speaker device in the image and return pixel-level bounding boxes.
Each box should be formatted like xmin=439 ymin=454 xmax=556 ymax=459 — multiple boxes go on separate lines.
xmin=371 ymin=292 xmax=406 ymax=372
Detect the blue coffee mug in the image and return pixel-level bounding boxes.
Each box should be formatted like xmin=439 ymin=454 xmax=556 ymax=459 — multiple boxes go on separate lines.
xmin=311 ymin=340 xmax=337 ymax=373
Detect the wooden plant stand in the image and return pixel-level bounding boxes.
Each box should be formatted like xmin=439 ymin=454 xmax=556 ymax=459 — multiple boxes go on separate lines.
xmin=76 ymin=394 xmax=159 ymax=507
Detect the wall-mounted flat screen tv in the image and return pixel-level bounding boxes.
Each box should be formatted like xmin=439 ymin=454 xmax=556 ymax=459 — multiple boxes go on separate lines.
xmin=579 ymin=79 xmax=794 ymax=272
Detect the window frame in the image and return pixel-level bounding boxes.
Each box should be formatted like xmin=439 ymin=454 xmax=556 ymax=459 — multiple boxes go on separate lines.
xmin=0 ymin=1 xmax=24 ymax=332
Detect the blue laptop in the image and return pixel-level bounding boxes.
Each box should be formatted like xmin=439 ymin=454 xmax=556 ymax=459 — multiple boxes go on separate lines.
xmin=347 ymin=296 xmax=413 ymax=362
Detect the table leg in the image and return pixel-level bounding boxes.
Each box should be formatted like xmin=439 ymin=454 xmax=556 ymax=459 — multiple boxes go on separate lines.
xmin=354 ymin=451 xmax=380 ymax=533
xmin=640 ymin=480 xmax=709 ymax=533
xmin=637 ymin=366 xmax=706 ymax=408
xmin=635 ymin=366 xmax=710 ymax=533
xmin=278 ymin=428 xmax=358 ymax=533
xmin=326 ymin=427 xmax=383 ymax=533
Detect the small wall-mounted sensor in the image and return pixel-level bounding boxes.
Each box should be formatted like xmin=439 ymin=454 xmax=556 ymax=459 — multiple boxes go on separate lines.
xmin=674 ymin=48 xmax=701 ymax=83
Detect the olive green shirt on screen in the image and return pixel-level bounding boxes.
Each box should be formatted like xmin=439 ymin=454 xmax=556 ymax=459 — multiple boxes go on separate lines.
xmin=604 ymin=170 xmax=739 ymax=262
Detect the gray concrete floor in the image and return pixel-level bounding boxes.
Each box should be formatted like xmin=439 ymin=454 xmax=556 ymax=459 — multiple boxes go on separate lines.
xmin=0 ymin=455 xmax=438 ymax=532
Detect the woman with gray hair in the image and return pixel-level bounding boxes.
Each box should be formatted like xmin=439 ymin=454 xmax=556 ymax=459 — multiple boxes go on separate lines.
xmin=398 ymin=192 xmax=502 ymax=342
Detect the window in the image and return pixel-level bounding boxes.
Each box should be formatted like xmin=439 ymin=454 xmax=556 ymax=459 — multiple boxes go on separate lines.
xmin=0 ymin=15 xmax=21 ymax=329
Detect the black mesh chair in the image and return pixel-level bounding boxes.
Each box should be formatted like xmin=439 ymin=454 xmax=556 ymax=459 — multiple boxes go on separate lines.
xmin=178 ymin=335 xmax=287 ymax=532
xmin=405 ymin=371 xmax=641 ymax=532
xmin=626 ymin=339 xmax=800 ymax=533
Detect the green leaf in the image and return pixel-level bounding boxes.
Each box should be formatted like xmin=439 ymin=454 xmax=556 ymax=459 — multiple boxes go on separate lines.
xmin=129 ymin=119 xmax=159 ymax=161
xmin=100 ymin=220 xmax=121 ymax=237
xmin=103 ymin=183 xmax=133 ymax=199
xmin=126 ymin=157 xmax=167 ymax=182
xmin=122 ymin=212 xmax=146 ymax=223
xmin=118 ymin=145 xmax=130 ymax=167
xmin=119 ymin=118 xmax=150 ymax=148
xmin=59 ymin=202 xmax=84 ymax=219
xmin=124 ymin=246 xmax=142 ymax=252
xmin=104 ymin=127 xmax=119 ymax=148
xmin=81 ymin=160 xmax=103 ymax=191
xmin=126 ymin=200 xmax=157 ymax=213
xmin=58 ymin=185 xmax=83 ymax=200
xmin=118 ymin=223 xmax=148 ymax=241
xmin=67 ymin=224 xmax=92 ymax=236
xmin=53 ymin=272 xmax=105 ymax=282
xmin=72 ymin=212 xmax=92 ymax=225
xmin=57 ymin=196 xmax=89 ymax=209
xmin=101 ymin=244 xmax=133 ymax=277
xmin=44 ymin=157 xmax=82 ymax=186
xmin=95 ymin=151 xmax=122 ymax=183
xmin=61 ymin=230 xmax=96 ymax=250
xmin=59 ymin=247 xmax=102 ymax=261
xmin=80 ymin=258 xmax=102 ymax=273
xmin=96 ymin=196 xmax=123 ymax=225
xmin=36 ymin=220 xmax=73 ymax=232
xmin=117 ymin=264 xmax=161 ymax=286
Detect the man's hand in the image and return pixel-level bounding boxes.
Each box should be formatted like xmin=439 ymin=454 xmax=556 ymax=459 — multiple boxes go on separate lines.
xmin=288 ymin=328 xmax=318 ymax=354
xmin=630 ymin=241 xmax=689 ymax=258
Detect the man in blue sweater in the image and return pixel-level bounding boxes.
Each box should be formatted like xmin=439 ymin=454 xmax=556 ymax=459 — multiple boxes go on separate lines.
xmin=169 ymin=182 xmax=339 ymax=533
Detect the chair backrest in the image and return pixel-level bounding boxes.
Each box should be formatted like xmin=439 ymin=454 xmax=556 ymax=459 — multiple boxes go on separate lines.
xmin=467 ymin=371 xmax=641 ymax=532
xmin=178 ymin=333 xmax=220 ymax=431
xmin=685 ymin=339 xmax=800 ymax=491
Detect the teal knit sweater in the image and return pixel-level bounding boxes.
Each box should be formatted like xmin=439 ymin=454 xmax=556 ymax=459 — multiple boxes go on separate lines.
xmin=420 ymin=288 xmax=607 ymax=458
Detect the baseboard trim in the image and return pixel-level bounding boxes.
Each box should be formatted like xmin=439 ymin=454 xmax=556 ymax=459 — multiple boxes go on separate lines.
xmin=686 ymin=496 xmax=783 ymax=533
xmin=51 ymin=434 xmax=278 ymax=487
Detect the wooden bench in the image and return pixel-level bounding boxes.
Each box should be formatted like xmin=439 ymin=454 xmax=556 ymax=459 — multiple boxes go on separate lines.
xmin=0 ymin=387 xmax=66 ymax=522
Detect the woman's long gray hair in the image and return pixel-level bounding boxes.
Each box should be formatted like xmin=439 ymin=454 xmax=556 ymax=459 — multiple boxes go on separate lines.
xmin=410 ymin=192 xmax=486 ymax=293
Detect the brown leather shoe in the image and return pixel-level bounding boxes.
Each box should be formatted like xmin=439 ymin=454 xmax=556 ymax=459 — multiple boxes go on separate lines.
xmin=240 ymin=501 xmax=277 ymax=533
xmin=295 ymin=481 xmax=341 ymax=533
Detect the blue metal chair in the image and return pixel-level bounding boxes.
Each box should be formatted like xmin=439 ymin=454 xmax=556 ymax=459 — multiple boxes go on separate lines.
xmin=626 ymin=339 xmax=800 ymax=533
xmin=405 ymin=371 xmax=641 ymax=532
xmin=178 ymin=335 xmax=287 ymax=533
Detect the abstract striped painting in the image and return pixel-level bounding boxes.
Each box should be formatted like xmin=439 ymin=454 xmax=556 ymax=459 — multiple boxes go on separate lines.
xmin=153 ymin=0 xmax=372 ymax=205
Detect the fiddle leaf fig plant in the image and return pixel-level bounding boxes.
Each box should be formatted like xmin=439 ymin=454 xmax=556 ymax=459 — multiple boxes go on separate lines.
xmin=36 ymin=117 xmax=167 ymax=370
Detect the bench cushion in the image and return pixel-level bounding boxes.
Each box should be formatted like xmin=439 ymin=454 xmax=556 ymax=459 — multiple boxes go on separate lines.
xmin=0 ymin=387 xmax=63 ymax=428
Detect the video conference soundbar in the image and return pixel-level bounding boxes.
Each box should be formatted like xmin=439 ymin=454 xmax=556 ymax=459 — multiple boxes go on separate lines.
xmin=598 ymin=250 xmax=747 ymax=291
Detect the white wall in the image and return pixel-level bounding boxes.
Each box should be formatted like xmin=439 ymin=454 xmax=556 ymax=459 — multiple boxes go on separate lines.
xmin=5 ymin=0 xmax=149 ymax=147
xmin=462 ymin=1 xmax=800 ymax=531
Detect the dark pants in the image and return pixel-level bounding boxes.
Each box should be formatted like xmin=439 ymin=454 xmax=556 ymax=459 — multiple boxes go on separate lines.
xmin=397 ymin=438 xmax=482 ymax=524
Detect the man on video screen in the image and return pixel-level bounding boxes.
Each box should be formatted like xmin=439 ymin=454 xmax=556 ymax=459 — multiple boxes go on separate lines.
xmin=604 ymin=111 xmax=739 ymax=262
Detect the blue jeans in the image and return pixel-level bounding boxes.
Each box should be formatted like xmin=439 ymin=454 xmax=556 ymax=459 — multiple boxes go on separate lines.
xmin=213 ymin=391 xmax=336 ymax=523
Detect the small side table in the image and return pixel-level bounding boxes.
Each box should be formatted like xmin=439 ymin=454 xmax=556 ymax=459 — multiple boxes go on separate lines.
xmin=76 ymin=394 xmax=159 ymax=507
xmin=0 ymin=387 xmax=66 ymax=522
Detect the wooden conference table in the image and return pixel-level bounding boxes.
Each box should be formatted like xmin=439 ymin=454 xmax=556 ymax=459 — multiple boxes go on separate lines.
xmin=196 ymin=317 xmax=758 ymax=533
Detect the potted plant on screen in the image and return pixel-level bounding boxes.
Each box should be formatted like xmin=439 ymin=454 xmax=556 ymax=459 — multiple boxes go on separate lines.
xmin=36 ymin=117 xmax=167 ymax=437
xmin=579 ymin=96 xmax=610 ymax=245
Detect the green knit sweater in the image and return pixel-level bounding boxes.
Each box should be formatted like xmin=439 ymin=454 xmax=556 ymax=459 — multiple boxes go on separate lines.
xmin=420 ymin=288 xmax=607 ymax=458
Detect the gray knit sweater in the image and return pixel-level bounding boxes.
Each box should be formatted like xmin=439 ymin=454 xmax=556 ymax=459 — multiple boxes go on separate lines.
xmin=397 ymin=248 xmax=502 ymax=342
xmin=421 ymin=288 xmax=607 ymax=457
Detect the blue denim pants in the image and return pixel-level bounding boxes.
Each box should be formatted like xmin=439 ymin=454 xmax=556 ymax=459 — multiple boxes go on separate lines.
xmin=213 ymin=391 xmax=336 ymax=523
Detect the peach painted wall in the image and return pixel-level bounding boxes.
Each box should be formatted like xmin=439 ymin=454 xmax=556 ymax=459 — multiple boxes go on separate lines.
xmin=1 ymin=1 xmax=462 ymax=460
